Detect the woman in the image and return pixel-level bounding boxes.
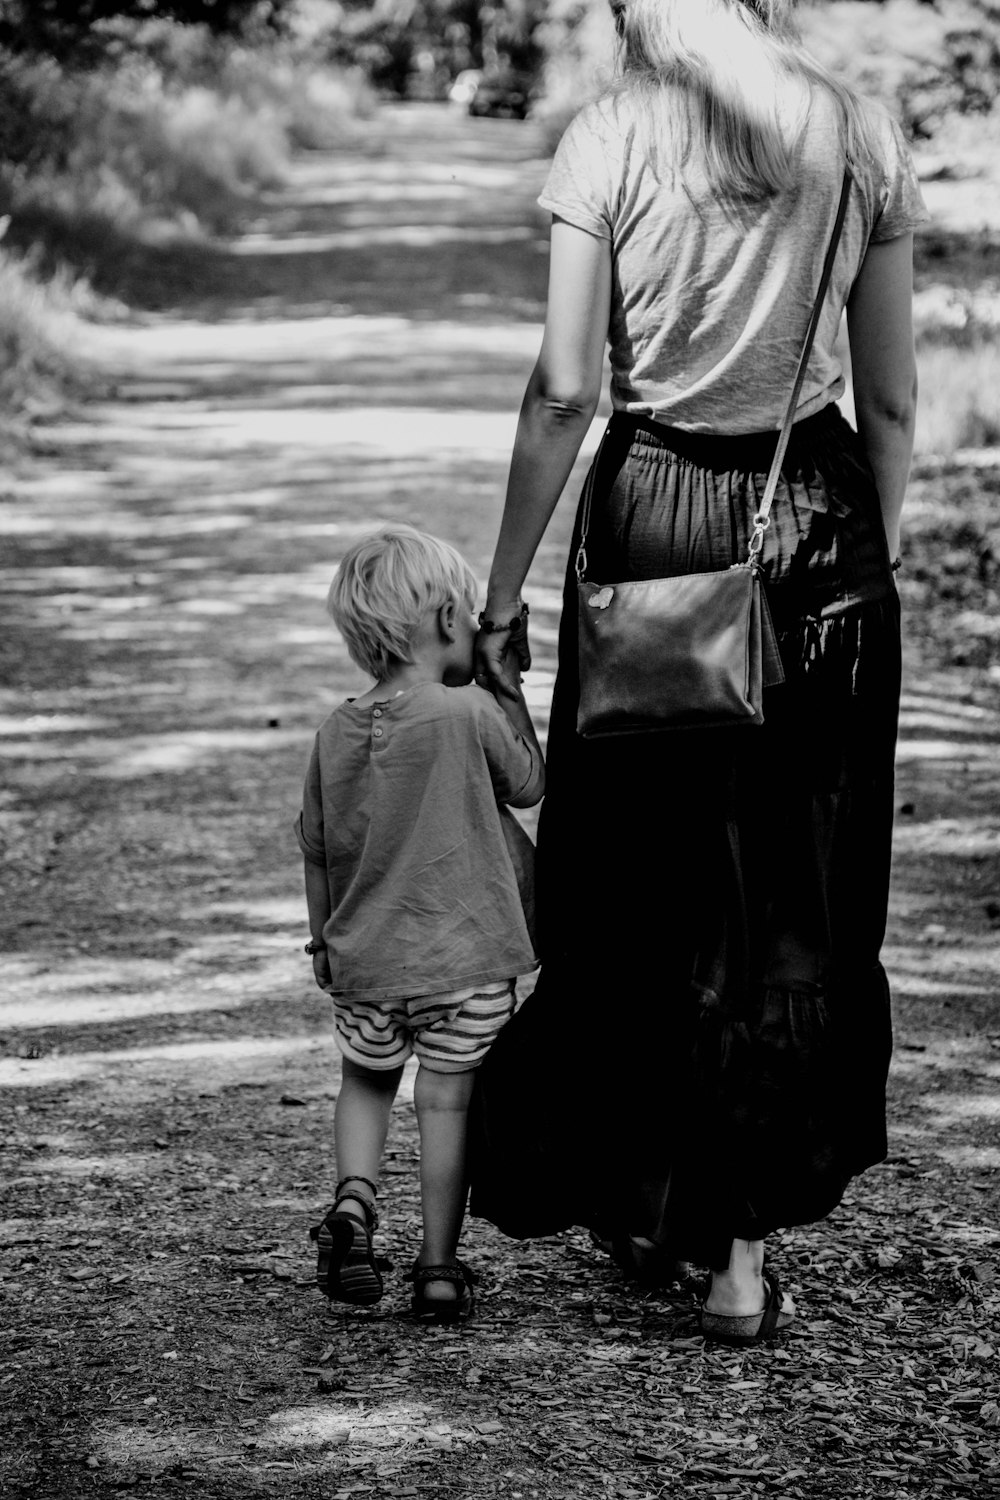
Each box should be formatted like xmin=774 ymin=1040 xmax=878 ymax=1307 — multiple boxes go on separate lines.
xmin=471 ymin=0 xmax=928 ymax=1344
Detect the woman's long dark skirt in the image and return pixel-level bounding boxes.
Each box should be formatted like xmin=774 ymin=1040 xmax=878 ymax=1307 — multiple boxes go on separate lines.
xmin=469 ymin=404 xmax=901 ymax=1269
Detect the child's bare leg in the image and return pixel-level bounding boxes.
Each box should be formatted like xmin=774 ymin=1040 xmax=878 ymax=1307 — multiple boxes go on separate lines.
xmin=334 ymin=1057 xmax=404 ymax=1216
xmin=414 ymin=1064 xmax=476 ymax=1304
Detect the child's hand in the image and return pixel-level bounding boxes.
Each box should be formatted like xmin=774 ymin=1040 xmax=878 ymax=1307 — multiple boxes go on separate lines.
xmin=312 ymin=948 xmax=332 ymax=991
xmin=492 ymin=650 xmax=525 ymax=703
xmin=475 ymin=632 xmax=523 ymax=702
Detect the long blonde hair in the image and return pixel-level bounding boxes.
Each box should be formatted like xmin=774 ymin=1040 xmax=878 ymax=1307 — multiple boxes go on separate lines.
xmin=611 ymin=0 xmax=881 ymax=199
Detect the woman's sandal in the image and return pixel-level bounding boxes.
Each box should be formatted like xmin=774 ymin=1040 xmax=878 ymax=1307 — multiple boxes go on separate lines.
xmin=310 ymin=1176 xmax=384 ymax=1306
xmin=699 ymin=1271 xmax=794 ymax=1347
xmin=408 ymin=1260 xmax=476 ymax=1325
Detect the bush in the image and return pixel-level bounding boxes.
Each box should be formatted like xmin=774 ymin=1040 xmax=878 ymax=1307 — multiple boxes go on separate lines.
xmin=0 ymin=66 xmax=283 ymax=249
xmin=0 ymin=21 xmax=373 ymax=426
xmin=839 ymin=288 xmax=1000 ymax=459
xmin=909 ymin=282 xmax=1000 ymax=456
xmin=0 ymin=240 xmax=94 ymax=425
xmin=920 ymin=96 xmax=1000 ymax=170
xmin=799 ymin=0 xmax=1000 ymax=139
xmin=0 ymin=25 xmax=373 ymax=251
xmin=533 ymin=0 xmax=616 ymax=140
xmin=915 ymin=339 xmax=1000 ymax=455
xmin=0 ymin=1 xmax=297 ymax=61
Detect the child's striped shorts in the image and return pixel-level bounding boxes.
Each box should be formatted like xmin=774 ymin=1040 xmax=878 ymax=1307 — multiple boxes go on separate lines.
xmin=332 ymin=979 xmax=517 ymax=1074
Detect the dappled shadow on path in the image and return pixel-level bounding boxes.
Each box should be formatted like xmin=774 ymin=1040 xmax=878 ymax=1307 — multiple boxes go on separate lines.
xmin=3 ymin=101 xmax=1000 ymax=1500
xmin=86 ymin=316 xmax=549 ymax=410
xmin=63 ymin=107 xmax=552 ymax=322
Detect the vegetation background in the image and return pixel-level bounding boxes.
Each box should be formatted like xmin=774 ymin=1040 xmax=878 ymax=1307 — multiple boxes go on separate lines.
xmin=1 ymin=0 xmax=999 ymax=455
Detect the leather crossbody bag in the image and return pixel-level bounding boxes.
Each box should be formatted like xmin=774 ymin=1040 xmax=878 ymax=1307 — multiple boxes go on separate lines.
xmin=576 ymin=169 xmax=852 ymax=738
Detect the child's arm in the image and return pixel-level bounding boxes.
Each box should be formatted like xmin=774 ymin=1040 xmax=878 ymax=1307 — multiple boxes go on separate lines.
xmin=304 ymin=857 xmax=332 ymax=990
xmin=296 ymin=737 xmax=333 ymax=989
xmin=489 ymin=656 xmax=545 ymax=807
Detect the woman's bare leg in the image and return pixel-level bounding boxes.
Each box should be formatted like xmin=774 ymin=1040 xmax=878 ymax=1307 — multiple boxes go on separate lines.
xmin=704 ymin=1238 xmax=796 ymax=1317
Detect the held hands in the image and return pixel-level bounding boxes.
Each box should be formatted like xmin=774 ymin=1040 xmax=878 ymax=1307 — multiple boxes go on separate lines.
xmin=475 ymin=602 xmax=531 ymax=702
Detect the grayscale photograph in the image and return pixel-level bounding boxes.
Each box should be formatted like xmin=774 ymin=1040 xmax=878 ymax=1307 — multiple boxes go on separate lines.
xmin=1 ymin=1 xmax=998 ymax=1496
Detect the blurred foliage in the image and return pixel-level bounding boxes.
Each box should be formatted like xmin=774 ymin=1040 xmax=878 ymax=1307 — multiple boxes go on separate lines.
xmin=5 ymin=0 xmax=997 ymax=121
xmin=0 ymin=48 xmax=288 ymax=229
xmin=318 ymin=0 xmax=548 ymax=98
xmin=532 ymin=0 xmax=614 ymax=131
xmin=0 ymin=11 xmax=372 ymax=424
xmin=302 ymin=0 xmax=1000 ymax=119
xmin=0 ymin=19 xmax=371 ymax=294
xmin=0 ymin=21 xmax=366 ymax=187
xmin=0 ymin=241 xmax=94 ymax=429
xmin=0 ymin=1 xmax=297 ymax=60
xmin=800 ymin=0 xmax=1000 ymax=138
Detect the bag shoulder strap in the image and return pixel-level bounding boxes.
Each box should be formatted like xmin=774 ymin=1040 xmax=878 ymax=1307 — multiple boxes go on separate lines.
xmin=746 ymin=165 xmax=853 ymax=562
xmin=576 ymin=166 xmax=853 ymax=582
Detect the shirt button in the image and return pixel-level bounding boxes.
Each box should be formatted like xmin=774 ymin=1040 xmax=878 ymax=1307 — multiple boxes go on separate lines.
xmin=373 ymin=728 xmax=384 ymax=738
xmin=372 ymin=708 xmax=382 ymax=718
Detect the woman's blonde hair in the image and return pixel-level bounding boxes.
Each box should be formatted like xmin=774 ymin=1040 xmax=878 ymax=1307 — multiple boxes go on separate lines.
xmin=327 ymin=524 xmax=478 ymax=682
xmin=610 ymin=0 xmax=881 ymax=200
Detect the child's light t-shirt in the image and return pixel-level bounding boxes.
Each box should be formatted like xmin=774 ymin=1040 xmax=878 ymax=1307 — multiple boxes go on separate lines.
xmin=295 ymin=683 xmax=540 ymax=1001
xmin=538 ymin=87 xmax=929 ymax=434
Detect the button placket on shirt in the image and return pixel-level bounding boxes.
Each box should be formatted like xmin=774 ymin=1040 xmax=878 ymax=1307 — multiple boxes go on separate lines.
xmin=371 ymin=705 xmax=386 ymax=749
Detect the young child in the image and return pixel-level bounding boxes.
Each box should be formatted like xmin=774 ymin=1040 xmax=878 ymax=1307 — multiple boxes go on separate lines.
xmin=295 ymin=524 xmax=544 ymax=1323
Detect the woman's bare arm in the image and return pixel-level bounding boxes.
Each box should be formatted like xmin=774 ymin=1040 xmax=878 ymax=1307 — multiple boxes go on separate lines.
xmin=846 ymin=233 xmax=918 ymax=561
xmin=479 ymin=217 xmax=612 ymax=681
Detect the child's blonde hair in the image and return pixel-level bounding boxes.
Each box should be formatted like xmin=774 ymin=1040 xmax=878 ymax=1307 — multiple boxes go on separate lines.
xmin=327 ymin=524 xmax=479 ymax=682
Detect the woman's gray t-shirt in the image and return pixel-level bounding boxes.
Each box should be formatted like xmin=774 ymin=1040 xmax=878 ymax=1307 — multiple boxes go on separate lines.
xmin=539 ymin=88 xmax=929 ymax=434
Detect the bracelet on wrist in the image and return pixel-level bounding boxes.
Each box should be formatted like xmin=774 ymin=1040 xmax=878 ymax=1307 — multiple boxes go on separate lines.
xmin=304 ymin=938 xmax=326 ymax=955
xmin=478 ymin=601 xmax=528 ymax=635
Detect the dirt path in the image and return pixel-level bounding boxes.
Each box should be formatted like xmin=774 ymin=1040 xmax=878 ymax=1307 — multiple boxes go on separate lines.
xmin=1 ymin=104 xmax=998 ymax=1500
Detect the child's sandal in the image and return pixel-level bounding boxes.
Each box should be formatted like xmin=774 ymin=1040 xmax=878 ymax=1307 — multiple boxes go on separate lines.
xmin=408 ymin=1260 xmax=476 ymax=1324
xmin=310 ymin=1176 xmax=383 ymax=1305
